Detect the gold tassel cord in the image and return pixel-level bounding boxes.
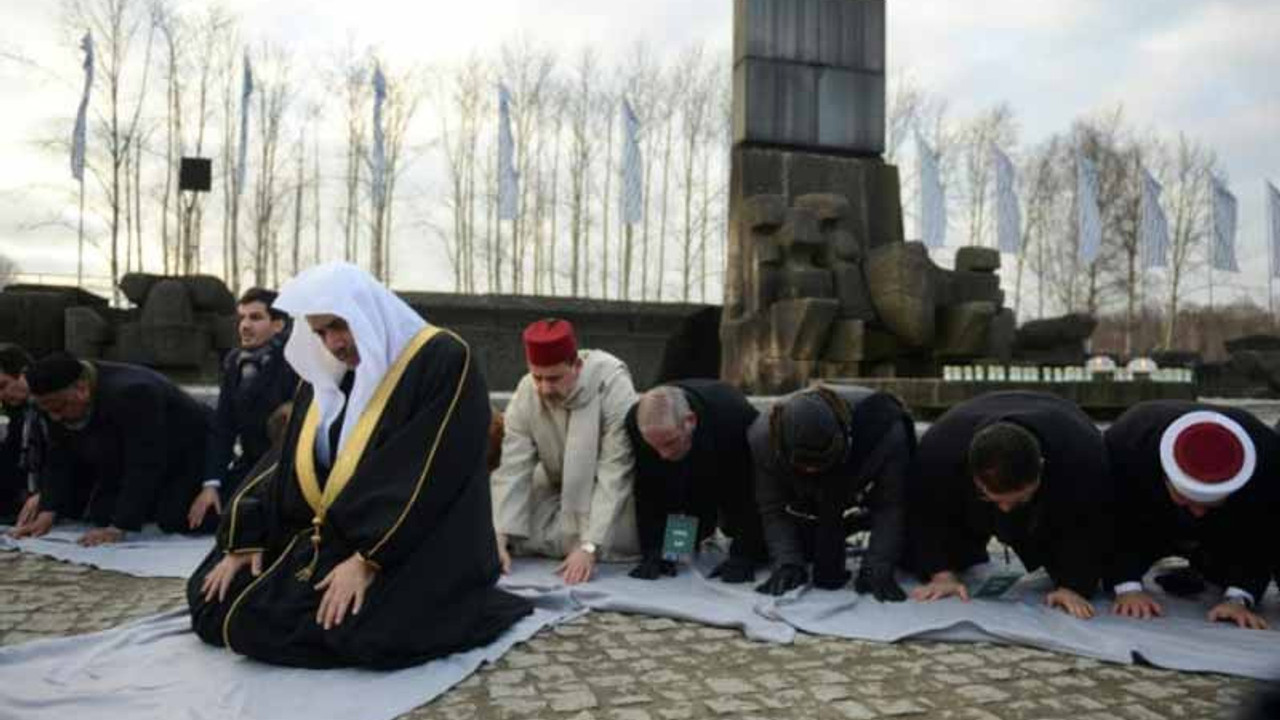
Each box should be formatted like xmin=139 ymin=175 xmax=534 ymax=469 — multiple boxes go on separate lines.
xmin=295 ymin=518 xmax=323 ymax=582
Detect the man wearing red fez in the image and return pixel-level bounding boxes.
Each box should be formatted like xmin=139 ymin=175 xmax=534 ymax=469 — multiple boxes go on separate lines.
xmin=491 ymin=318 xmax=639 ymax=585
xmin=1105 ymin=401 xmax=1278 ymax=629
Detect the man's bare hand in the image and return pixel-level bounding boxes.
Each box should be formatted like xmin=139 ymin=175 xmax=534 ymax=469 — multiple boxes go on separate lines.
xmin=78 ymin=526 xmax=125 ymax=547
xmin=1045 ymin=587 xmax=1095 ymax=619
xmin=187 ymin=487 xmax=222 ymax=530
xmin=201 ymin=551 xmax=262 ymax=603
xmin=1207 ymin=601 xmax=1269 ymax=630
xmin=9 ymin=509 xmax=54 ymax=539
xmin=315 ymin=554 xmax=378 ymax=630
xmin=910 ymin=571 xmax=969 ymax=602
xmin=15 ymin=493 xmax=41 ymax=527
xmin=556 ymin=548 xmax=596 ymax=586
xmin=1112 ymin=591 xmax=1163 ymax=620
xmin=496 ymin=533 xmax=511 ymax=574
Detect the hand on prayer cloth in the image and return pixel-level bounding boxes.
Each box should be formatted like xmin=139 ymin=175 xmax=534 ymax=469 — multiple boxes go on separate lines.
xmin=854 ymin=564 xmax=907 ymax=602
xmin=629 ymin=557 xmax=677 ymax=580
xmin=709 ymin=556 xmax=756 ymax=584
xmin=10 ymin=510 xmax=53 ymax=539
xmin=315 ymin=553 xmax=379 ymax=630
xmin=78 ymin=526 xmax=125 ymax=546
xmin=1111 ymin=590 xmax=1163 ymax=620
xmin=1045 ymin=587 xmax=1095 ymax=619
xmin=557 ymin=548 xmax=596 ymax=585
xmin=1207 ymin=601 xmax=1269 ymax=630
xmin=202 ymin=551 xmax=263 ymax=603
xmin=910 ymin=571 xmax=970 ymax=602
xmin=755 ymin=563 xmax=808 ymax=596
xmin=15 ymin=493 xmax=41 ymax=527
xmin=496 ymin=533 xmax=512 ymax=575
xmin=187 ymin=487 xmax=222 ymax=530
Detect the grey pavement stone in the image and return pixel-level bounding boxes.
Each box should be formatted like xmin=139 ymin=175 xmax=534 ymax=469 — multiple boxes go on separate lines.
xmin=0 ymin=550 xmax=1263 ymax=720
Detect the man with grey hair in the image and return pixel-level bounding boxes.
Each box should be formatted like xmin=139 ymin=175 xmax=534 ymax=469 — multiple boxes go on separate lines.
xmin=624 ymin=380 xmax=767 ymax=582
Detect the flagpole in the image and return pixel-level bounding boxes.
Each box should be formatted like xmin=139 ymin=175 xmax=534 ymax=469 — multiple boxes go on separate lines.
xmin=77 ymin=174 xmax=85 ymax=288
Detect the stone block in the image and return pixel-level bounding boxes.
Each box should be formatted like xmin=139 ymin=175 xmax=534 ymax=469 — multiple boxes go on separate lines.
xmin=777 ymin=209 xmax=823 ymax=257
xmin=750 ymin=265 xmax=782 ymax=315
xmin=822 ymin=318 xmax=865 ymax=362
xmin=119 ymin=273 xmax=160 ymax=306
xmin=777 ymin=267 xmax=833 ymax=300
xmin=0 ymin=290 xmax=76 ymax=357
xmin=1015 ymin=313 xmax=1097 ymax=350
xmin=769 ymin=298 xmax=839 ymax=360
xmin=734 ymin=0 xmax=822 ymax=65
xmin=143 ymin=324 xmax=211 ymax=368
xmin=199 ymin=312 xmax=238 ymax=352
xmin=106 ymin=322 xmax=150 ymax=365
xmin=865 ymin=162 xmax=904 ymax=248
xmin=741 ymin=194 xmax=788 ymax=232
xmin=828 ymin=230 xmax=861 ymax=263
xmin=935 ymin=302 xmax=998 ymax=359
xmin=985 ymin=307 xmax=1016 ymax=363
xmin=720 ymin=316 xmax=766 ymax=387
xmin=141 ymin=280 xmax=195 ymax=327
xmin=182 ymin=275 xmax=236 ymax=314
xmin=865 ymin=242 xmax=936 ymax=348
xmin=954 ymin=246 xmax=1001 ymax=273
xmin=733 ymin=58 xmax=818 ymax=148
xmin=831 ymin=261 xmax=876 ymax=320
xmin=816 ymin=68 xmax=885 ymax=152
xmin=64 ymin=306 xmax=111 ymax=359
xmin=816 ymin=0 xmax=885 ymax=71
xmin=758 ymin=357 xmax=820 ymax=395
xmin=1224 ymin=334 xmax=1280 ymax=354
xmin=950 ymin=270 xmax=1002 ymax=304
xmin=862 ymin=327 xmax=902 ymax=363
xmin=794 ymin=193 xmax=851 ymax=224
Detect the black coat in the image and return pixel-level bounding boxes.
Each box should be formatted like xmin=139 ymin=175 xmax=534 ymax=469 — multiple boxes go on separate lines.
xmin=1104 ymin=400 xmax=1279 ymax=600
xmin=41 ymin=362 xmax=211 ymax=532
xmin=0 ymin=402 xmax=44 ymax=515
xmin=906 ymin=391 xmax=1111 ymax=597
xmin=189 ymin=327 xmax=531 ymax=669
xmin=748 ymin=386 xmax=915 ymax=581
xmin=624 ymin=379 xmax=766 ymax=562
xmin=204 ymin=337 xmax=298 ymax=495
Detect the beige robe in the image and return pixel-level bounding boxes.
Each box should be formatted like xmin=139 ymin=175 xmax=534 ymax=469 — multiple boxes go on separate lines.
xmin=490 ymin=350 xmax=639 ymax=561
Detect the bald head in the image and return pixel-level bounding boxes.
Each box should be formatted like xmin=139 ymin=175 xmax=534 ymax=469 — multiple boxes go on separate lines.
xmin=636 ymin=386 xmax=696 ymax=462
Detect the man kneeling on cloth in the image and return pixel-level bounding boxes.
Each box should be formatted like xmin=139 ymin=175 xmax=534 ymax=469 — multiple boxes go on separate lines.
xmin=188 ymin=262 xmax=531 ymax=669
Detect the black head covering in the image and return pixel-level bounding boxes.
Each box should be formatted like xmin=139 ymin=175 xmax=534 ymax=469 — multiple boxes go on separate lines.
xmin=26 ymin=352 xmax=85 ymax=395
xmin=773 ymin=389 xmax=849 ymax=474
xmin=0 ymin=343 xmax=32 ymax=376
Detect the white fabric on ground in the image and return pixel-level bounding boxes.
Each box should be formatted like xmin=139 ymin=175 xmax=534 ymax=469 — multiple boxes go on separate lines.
xmin=0 ymin=524 xmax=214 ymax=578
xmin=0 ymin=605 xmax=576 ymax=720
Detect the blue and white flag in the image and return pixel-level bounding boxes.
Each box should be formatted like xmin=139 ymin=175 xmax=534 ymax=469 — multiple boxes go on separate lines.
xmin=497 ymin=83 xmax=518 ymax=221
xmin=1076 ymin=151 xmax=1102 ymax=265
xmin=991 ymin=144 xmax=1021 ymax=253
xmin=70 ymin=32 xmax=93 ymax=181
xmin=1211 ymin=176 xmax=1239 ymax=272
xmin=1268 ymin=181 xmax=1280 ymax=279
xmin=236 ymin=52 xmax=253 ymax=195
xmin=1139 ymin=167 xmax=1170 ymax=269
xmin=371 ymin=64 xmax=388 ymax=208
xmin=620 ymin=98 xmax=643 ymax=226
xmin=916 ymin=132 xmax=945 ymax=249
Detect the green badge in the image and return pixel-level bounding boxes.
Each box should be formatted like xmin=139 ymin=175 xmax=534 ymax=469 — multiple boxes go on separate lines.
xmin=974 ymin=572 xmax=1022 ymax=599
xmin=662 ymin=514 xmax=699 ymax=562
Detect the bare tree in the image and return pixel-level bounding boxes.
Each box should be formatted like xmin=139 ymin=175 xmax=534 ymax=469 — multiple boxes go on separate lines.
xmin=958 ymin=103 xmax=1017 ymax=248
xmin=1160 ymin=133 xmax=1218 ymax=347
xmin=566 ymin=47 xmax=600 ymax=296
xmin=248 ymin=42 xmax=293 ymax=287
xmin=499 ymin=37 xmax=555 ymax=294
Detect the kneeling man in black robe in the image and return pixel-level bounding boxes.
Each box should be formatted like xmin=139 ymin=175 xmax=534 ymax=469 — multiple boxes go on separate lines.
xmin=15 ymin=353 xmax=210 ymax=545
xmin=748 ymin=385 xmax=915 ymax=600
xmin=188 ymin=262 xmax=531 ymax=669
xmin=1105 ymin=401 xmax=1275 ymax=630
xmin=906 ymin=391 xmax=1111 ymax=619
xmin=624 ymin=380 xmax=768 ymax=582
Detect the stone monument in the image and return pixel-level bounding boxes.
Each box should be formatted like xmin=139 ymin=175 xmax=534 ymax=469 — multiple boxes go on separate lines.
xmin=721 ymin=0 xmax=1013 ymax=393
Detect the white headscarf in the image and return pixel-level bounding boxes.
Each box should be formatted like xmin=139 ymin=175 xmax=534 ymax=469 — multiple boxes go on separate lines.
xmin=274 ymin=262 xmax=427 ymax=466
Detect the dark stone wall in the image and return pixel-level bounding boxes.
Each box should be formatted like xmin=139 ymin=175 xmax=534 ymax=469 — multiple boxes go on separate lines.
xmin=399 ymin=293 xmax=720 ymax=391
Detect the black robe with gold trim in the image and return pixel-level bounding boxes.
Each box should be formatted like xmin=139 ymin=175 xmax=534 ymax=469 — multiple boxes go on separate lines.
xmin=187 ymin=327 xmax=532 ymax=669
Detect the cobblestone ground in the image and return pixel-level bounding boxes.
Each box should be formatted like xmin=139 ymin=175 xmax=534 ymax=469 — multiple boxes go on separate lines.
xmin=0 ymin=551 xmax=1260 ymax=719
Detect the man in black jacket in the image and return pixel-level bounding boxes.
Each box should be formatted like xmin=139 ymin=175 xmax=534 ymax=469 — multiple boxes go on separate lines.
xmin=1105 ymin=401 xmax=1275 ymax=630
xmin=906 ymin=391 xmax=1110 ymax=619
xmin=188 ymin=287 xmax=297 ymax=530
xmin=748 ymin=385 xmax=915 ymax=601
xmin=624 ymin=380 xmax=767 ymax=582
xmin=11 ymin=352 xmax=211 ymax=545
xmin=0 ymin=344 xmax=44 ymax=522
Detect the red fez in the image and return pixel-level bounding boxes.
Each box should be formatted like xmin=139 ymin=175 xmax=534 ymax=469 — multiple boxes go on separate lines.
xmin=1159 ymin=411 xmax=1255 ymax=503
xmin=523 ymin=318 xmax=577 ymax=367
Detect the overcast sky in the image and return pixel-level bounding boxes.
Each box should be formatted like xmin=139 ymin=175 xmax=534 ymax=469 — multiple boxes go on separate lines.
xmin=1 ymin=0 xmax=1277 ymax=308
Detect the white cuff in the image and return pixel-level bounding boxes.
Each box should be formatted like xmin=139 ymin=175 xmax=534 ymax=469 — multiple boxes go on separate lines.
xmin=1223 ymin=587 xmax=1255 ymax=608
xmin=202 ymin=480 xmax=222 ymax=489
xmin=1113 ymin=581 xmax=1144 ymax=596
